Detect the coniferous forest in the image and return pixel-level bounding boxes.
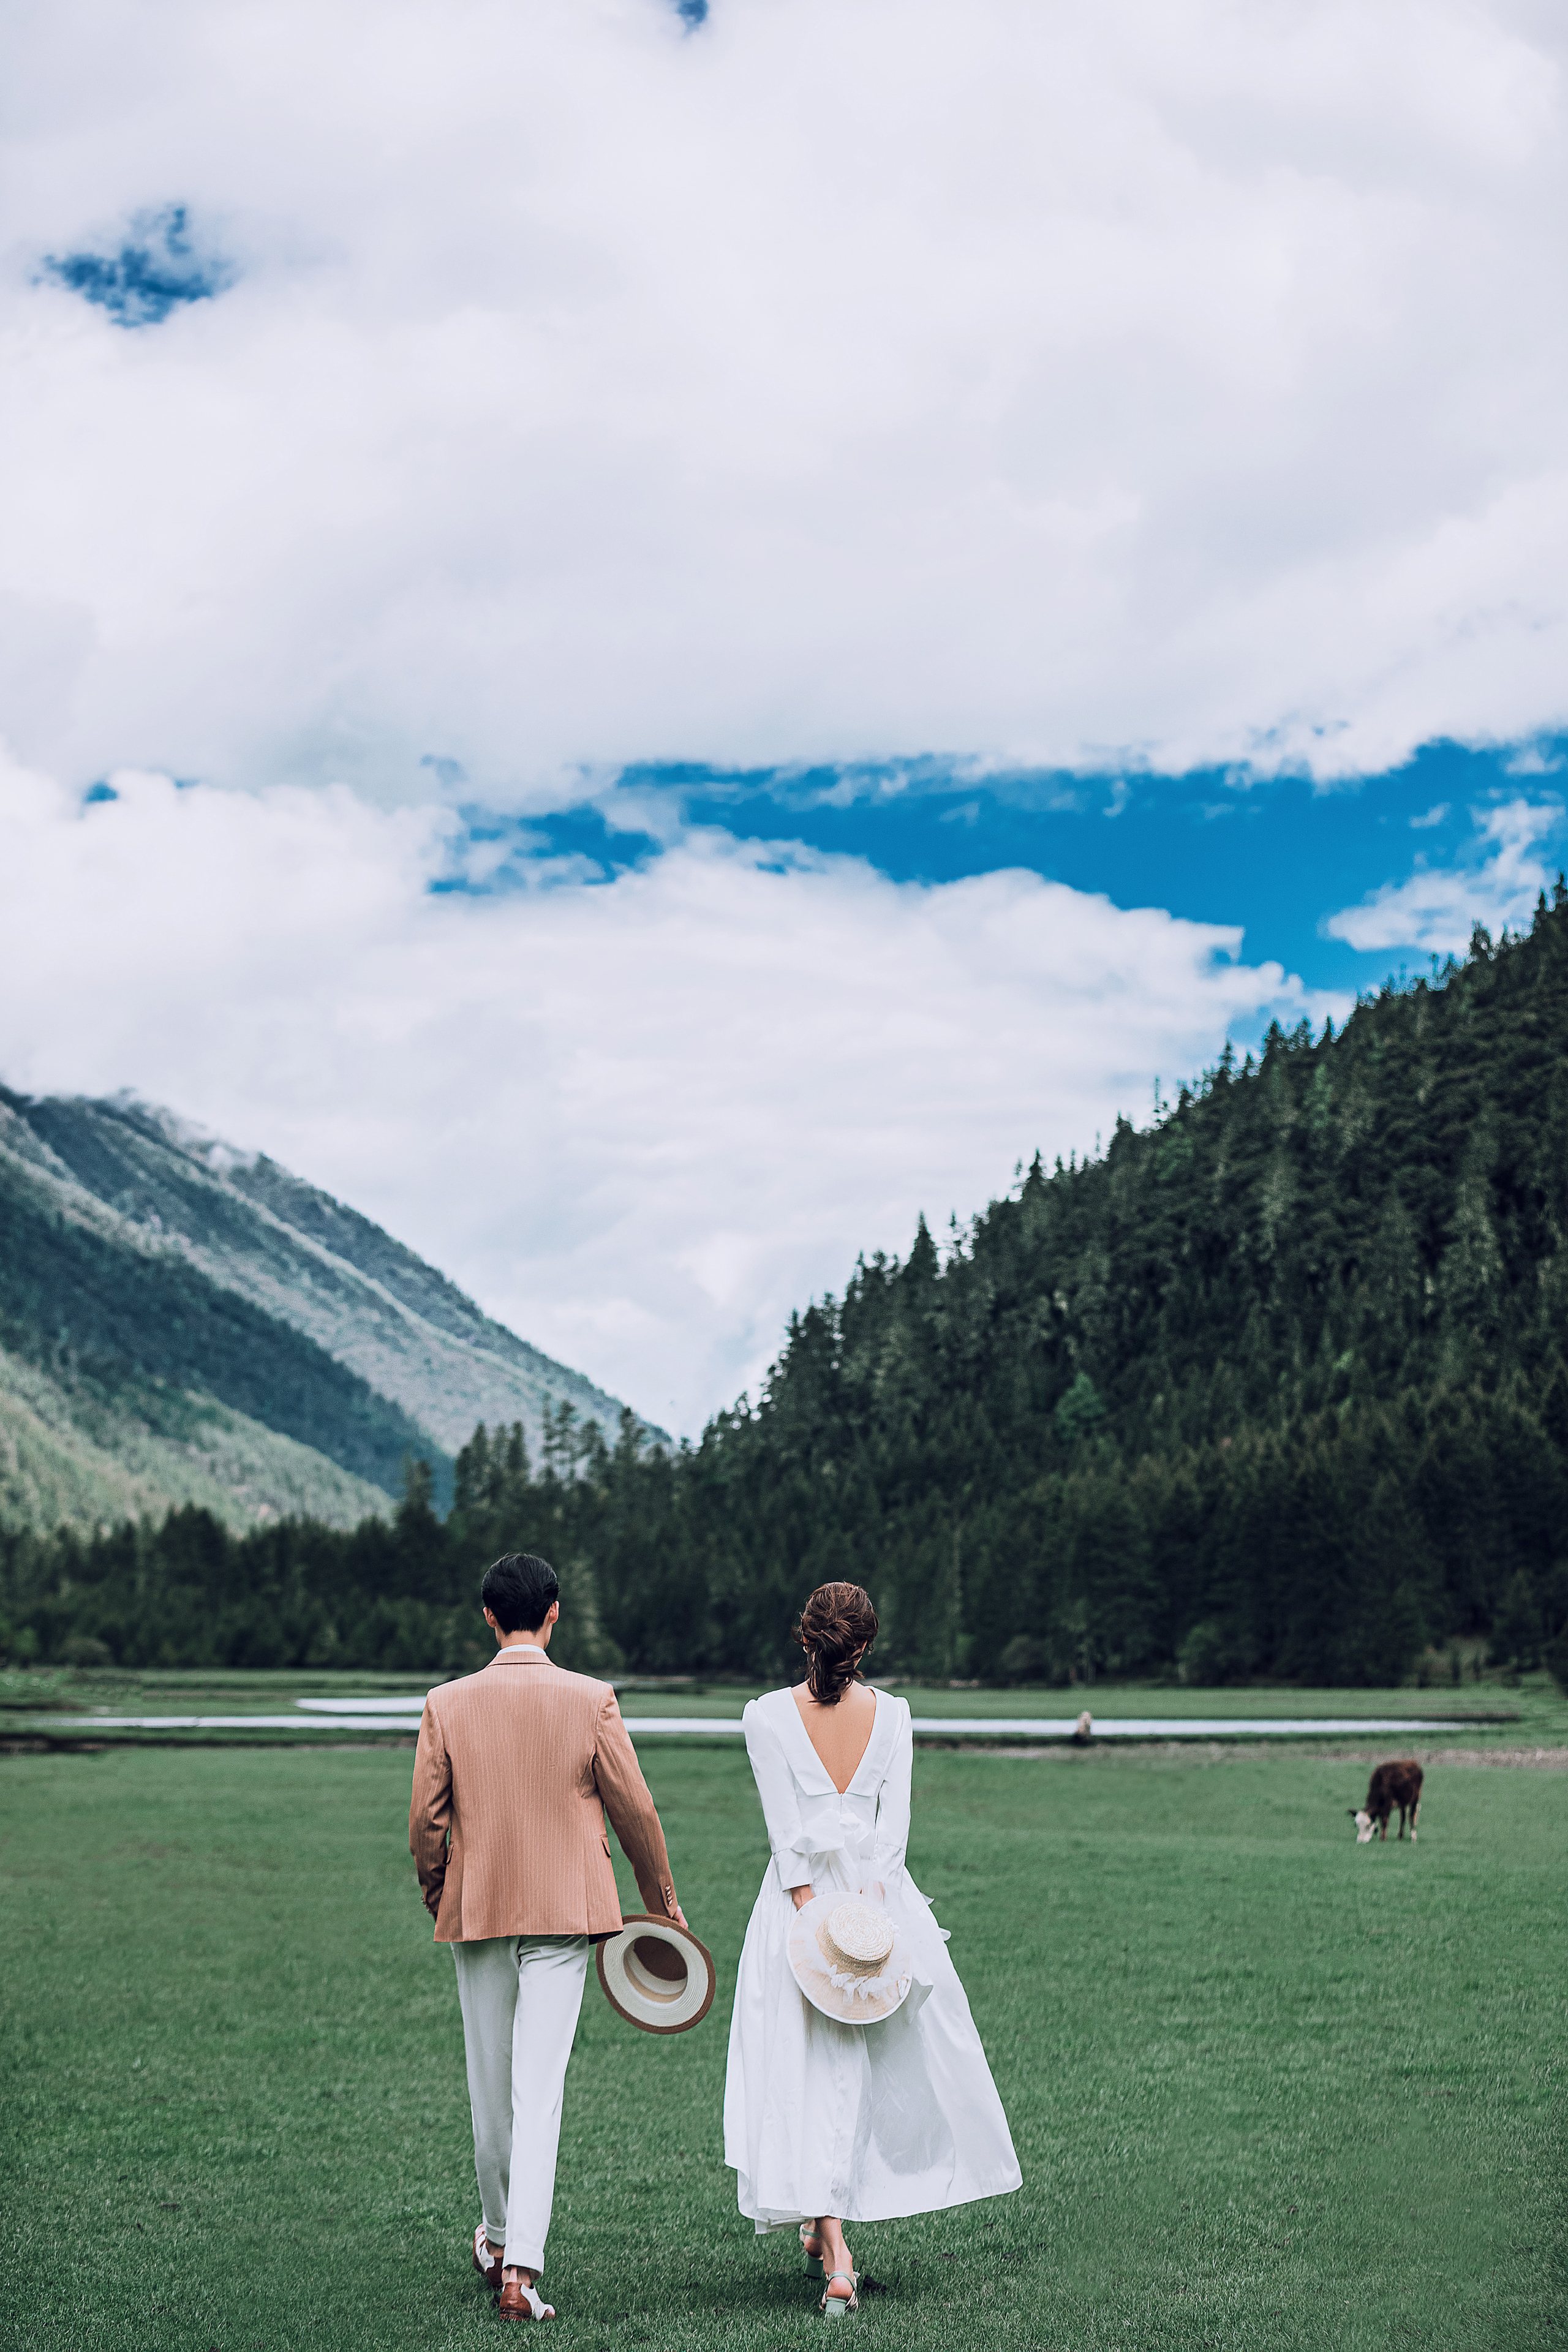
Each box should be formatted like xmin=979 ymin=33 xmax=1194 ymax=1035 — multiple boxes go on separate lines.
xmin=7 ymin=892 xmax=1568 ymax=1689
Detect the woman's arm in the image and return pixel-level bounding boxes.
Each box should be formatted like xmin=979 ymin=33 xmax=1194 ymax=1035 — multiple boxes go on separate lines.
xmin=870 ymin=1702 xmax=913 ymax=1882
xmin=742 ymin=1701 xmax=813 ymax=1894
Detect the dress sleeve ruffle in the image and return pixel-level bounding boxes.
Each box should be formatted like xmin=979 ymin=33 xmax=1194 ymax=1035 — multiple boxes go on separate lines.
xmin=742 ymin=1697 xmax=815 ymax=1890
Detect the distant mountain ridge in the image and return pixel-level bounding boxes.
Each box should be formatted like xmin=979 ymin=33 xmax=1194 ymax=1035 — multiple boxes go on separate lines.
xmin=0 ymin=1087 xmax=658 ymax=1534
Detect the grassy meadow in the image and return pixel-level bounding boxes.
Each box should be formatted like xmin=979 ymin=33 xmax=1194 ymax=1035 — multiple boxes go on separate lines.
xmin=0 ymin=1736 xmax=1562 ymax=2351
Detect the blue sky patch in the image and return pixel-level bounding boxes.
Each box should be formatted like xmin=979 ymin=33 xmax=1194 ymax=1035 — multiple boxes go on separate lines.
xmin=443 ymin=737 xmax=1567 ymax=1024
xmin=432 ymin=802 xmax=662 ymax=895
xmin=667 ymin=742 xmax=1564 ymax=990
xmin=42 ymin=205 xmax=232 ymax=327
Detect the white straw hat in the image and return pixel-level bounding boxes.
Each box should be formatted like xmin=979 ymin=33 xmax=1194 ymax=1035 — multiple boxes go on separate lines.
xmin=595 ymin=1913 xmax=717 ymax=2035
xmin=788 ymin=1895 xmax=913 ymax=2026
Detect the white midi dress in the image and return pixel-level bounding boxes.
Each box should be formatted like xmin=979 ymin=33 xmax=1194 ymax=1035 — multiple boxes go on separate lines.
xmin=723 ymin=1685 xmax=1022 ymax=2229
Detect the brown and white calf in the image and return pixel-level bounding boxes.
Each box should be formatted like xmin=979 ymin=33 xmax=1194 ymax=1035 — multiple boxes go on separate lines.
xmin=1350 ymin=1759 xmax=1423 ymax=1844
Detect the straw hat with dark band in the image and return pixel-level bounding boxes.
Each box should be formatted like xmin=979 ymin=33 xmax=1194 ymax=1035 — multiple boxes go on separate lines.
xmin=595 ymin=1914 xmax=717 ymax=2035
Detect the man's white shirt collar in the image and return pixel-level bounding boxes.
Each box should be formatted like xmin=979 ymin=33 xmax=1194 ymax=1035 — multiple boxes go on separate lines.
xmin=489 ymin=1642 xmax=551 ymax=1664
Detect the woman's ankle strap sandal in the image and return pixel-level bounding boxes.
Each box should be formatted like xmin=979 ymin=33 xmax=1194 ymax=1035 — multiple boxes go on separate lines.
xmin=799 ymin=2223 xmax=825 ymax=2280
xmin=821 ymin=2270 xmax=859 ymax=2317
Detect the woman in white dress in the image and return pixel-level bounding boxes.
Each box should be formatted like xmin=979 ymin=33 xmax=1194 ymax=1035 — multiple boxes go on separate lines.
xmin=724 ymin=1582 xmax=1021 ymax=2314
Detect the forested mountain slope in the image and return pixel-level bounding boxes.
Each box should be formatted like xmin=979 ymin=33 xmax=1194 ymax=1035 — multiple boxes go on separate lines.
xmin=0 ymin=1088 xmax=652 ymax=1536
xmin=677 ymin=889 xmax=1568 ymax=1686
xmin=648 ymin=889 xmax=1568 ymax=1686
xmin=7 ymin=899 xmax=1568 ymax=1682
xmin=14 ymin=1094 xmax=651 ymax=1454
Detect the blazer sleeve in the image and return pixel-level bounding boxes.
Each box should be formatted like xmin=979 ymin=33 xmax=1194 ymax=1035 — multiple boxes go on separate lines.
xmin=408 ymin=1696 xmax=452 ymax=1920
xmin=870 ymin=1700 xmax=913 ymax=1883
xmin=592 ymin=1691 xmax=678 ymax=1919
xmin=742 ymin=1699 xmax=813 ymax=1890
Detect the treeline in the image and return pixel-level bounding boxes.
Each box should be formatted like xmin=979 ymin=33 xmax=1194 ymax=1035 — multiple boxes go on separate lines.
xmin=7 ymin=895 xmax=1568 ymax=1688
xmin=7 ymin=1382 xmax=1563 ymax=1687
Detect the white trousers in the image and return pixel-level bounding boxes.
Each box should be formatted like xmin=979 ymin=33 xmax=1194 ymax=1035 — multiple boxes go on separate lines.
xmin=450 ymin=1934 xmax=590 ymax=2275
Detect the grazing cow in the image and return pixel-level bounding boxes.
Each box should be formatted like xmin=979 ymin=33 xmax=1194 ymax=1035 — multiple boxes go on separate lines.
xmin=1349 ymin=1759 xmax=1423 ymax=1844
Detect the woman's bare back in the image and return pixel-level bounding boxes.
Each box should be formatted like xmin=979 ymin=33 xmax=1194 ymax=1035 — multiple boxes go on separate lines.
xmin=792 ymin=1680 xmax=877 ymax=1793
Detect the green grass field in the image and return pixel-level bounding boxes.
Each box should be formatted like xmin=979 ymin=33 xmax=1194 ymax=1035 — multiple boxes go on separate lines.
xmin=1 ymin=1741 xmax=1562 ymax=2350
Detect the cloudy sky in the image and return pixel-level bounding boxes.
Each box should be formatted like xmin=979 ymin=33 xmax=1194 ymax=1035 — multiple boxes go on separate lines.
xmin=2 ymin=0 xmax=1566 ymax=1431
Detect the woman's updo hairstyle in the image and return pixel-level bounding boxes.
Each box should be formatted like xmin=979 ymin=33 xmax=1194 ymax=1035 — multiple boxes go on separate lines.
xmin=796 ymin=1581 xmax=879 ymax=1705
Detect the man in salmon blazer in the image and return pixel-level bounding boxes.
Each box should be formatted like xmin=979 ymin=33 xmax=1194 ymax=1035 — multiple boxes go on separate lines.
xmin=410 ymin=1550 xmax=685 ymax=2322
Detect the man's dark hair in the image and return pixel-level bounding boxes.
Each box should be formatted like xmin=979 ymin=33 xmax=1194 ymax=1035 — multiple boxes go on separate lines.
xmin=481 ymin=1551 xmax=560 ymax=1635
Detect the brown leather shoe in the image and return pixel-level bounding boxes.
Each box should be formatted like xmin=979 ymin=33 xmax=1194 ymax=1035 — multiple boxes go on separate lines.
xmin=499 ymin=2275 xmax=555 ymax=2321
xmin=472 ymin=2225 xmax=504 ymax=2291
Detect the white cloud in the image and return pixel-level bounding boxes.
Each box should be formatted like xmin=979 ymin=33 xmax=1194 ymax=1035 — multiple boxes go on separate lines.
xmin=1 ymin=0 xmax=1567 ymax=797
xmin=0 ymin=755 xmax=1335 ymax=1431
xmin=1325 ymin=795 xmax=1562 ymax=952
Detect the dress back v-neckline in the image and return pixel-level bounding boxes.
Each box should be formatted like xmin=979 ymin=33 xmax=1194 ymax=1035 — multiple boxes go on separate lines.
xmin=786 ymin=1684 xmax=882 ymax=1795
